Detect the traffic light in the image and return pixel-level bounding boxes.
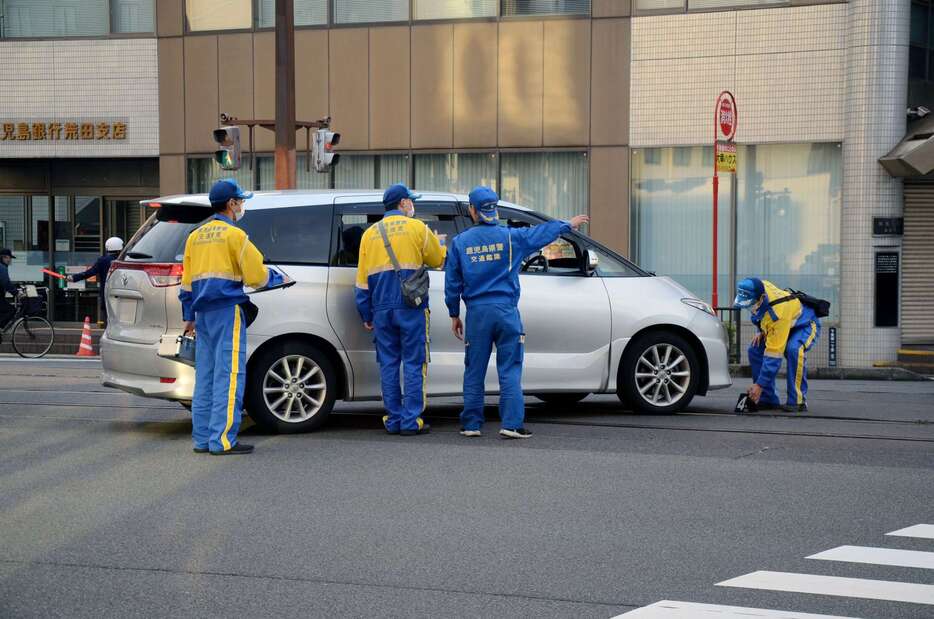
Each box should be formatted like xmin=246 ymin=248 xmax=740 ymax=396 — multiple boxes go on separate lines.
xmin=312 ymin=128 xmax=340 ymax=173
xmin=213 ymin=126 xmax=241 ymax=170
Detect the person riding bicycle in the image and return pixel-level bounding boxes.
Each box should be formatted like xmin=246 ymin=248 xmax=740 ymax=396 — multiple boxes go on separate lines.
xmin=0 ymin=248 xmax=18 ymax=330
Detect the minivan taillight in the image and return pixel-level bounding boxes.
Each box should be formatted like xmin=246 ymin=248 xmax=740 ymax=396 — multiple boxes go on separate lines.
xmin=111 ymin=261 xmax=183 ymax=287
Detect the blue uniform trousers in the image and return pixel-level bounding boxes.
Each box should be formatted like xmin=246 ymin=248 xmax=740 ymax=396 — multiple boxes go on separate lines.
xmin=460 ymin=303 xmax=525 ymax=431
xmin=192 ymin=304 xmax=247 ymax=452
xmin=373 ymin=307 xmax=429 ymax=432
xmin=748 ymin=320 xmax=820 ymax=407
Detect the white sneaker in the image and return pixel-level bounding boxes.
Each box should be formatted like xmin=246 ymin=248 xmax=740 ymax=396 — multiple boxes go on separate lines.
xmin=499 ymin=428 xmax=532 ymax=439
xmin=460 ymin=429 xmax=482 ymax=437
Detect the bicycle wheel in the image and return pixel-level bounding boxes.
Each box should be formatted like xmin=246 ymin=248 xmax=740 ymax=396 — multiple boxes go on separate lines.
xmin=12 ymin=316 xmax=55 ymax=359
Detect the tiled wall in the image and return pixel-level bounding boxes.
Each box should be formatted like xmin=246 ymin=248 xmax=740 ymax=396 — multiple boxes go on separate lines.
xmin=839 ymin=0 xmax=909 ymax=366
xmin=0 ymin=38 xmax=159 ymax=158
xmin=630 ymin=4 xmax=846 ymax=146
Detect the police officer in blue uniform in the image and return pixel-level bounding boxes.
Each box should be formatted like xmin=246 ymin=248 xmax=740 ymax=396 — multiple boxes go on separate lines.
xmin=444 ymin=186 xmax=589 ymax=439
xmin=69 ymin=236 xmax=123 ymax=326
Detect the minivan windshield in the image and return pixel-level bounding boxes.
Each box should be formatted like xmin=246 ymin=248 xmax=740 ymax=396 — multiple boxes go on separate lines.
xmin=122 ymin=204 xmax=212 ymax=263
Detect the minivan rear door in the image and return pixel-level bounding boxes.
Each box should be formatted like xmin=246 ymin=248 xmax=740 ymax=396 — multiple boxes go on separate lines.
xmin=106 ymin=202 xmax=212 ymax=345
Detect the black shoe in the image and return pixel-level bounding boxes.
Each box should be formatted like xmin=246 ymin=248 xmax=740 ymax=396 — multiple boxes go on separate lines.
xmin=782 ymin=403 xmax=808 ymax=413
xmin=499 ymin=428 xmax=532 ymax=439
xmin=400 ymin=424 xmax=430 ymax=436
xmin=210 ymin=443 xmax=254 ymax=455
xmin=193 ymin=446 xmax=209 ymax=454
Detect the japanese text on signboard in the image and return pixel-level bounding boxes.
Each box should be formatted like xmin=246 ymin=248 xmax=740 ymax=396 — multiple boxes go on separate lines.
xmin=0 ymin=120 xmax=128 ymax=141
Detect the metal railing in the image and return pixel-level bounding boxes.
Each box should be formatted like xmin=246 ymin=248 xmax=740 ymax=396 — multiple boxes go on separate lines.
xmin=715 ymin=306 xmax=742 ymax=364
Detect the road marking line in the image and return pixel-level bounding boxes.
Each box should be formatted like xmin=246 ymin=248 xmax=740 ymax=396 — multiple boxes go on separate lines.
xmin=717 ymin=571 xmax=934 ymax=605
xmin=608 ymin=600 xmax=860 ymax=618
xmin=888 ymin=524 xmax=934 ymax=540
xmin=808 ymin=545 xmax=934 ymax=570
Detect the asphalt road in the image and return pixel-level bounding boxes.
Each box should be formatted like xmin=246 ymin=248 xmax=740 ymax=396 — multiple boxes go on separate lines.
xmin=0 ymin=357 xmax=932 ymax=619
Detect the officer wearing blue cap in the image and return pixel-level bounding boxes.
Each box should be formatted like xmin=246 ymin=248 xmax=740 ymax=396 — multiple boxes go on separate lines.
xmin=444 ymin=186 xmax=589 ymax=438
xmin=179 ymin=179 xmax=285 ymax=455
xmin=355 ymin=183 xmax=446 ymax=436
xmin=734 ymin=277 xmax=820 ymax=412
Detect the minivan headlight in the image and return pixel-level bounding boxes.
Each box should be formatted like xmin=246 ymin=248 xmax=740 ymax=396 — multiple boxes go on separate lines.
xmin=681 ymin=298 xmax=716 ymax=316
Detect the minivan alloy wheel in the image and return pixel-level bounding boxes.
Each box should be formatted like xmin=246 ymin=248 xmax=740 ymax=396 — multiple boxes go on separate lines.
xmin=263 ymin=354 xmax=327 ymax=422
xmin=635 ymin=343 xmax=691 ymax=407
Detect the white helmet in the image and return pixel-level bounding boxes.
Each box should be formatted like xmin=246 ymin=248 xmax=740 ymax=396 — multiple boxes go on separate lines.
xmin=105 ymin=237 xmax=124 ymax=252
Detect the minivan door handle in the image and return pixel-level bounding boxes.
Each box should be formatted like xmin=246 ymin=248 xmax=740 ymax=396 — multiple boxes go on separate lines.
xmin=111 ymin=290 xmax=144 ymax=300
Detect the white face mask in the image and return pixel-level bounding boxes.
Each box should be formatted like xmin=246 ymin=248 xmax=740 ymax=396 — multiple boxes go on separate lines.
xmin=402 ymin=200 xmax=415 ymax=218
xmin=231 ymin=200 xmax=244 ymax=222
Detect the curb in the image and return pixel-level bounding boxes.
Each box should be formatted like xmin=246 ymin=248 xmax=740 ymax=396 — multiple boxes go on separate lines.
xmin=729 ymin=364 xmax=930 ymax=381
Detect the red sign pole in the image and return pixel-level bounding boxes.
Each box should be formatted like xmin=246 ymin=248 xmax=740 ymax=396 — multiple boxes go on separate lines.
xmin=712 ymin=90 xmax=737 ymax=309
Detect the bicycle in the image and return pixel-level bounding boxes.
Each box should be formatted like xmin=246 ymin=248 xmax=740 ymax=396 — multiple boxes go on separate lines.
xmin=0 ymin=286 xmax=55 ymax=359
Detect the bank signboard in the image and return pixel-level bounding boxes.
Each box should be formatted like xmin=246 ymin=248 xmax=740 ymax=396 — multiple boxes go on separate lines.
xmin=1 ymin=120 xmax=128 ymax=142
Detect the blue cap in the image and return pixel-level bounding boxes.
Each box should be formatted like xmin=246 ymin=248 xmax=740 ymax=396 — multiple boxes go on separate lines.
xmin=733 ymin=277 xmax=765 ymax=309
xmin=468 ymin=186 xmax=499 ymax=223
xmin=382 ymin=183 xmax=421 ymax=207
xmin=209 ymin=178 xmax=253 ymax=206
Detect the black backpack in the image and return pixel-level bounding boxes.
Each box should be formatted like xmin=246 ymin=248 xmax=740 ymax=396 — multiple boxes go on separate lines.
xmin=768 ymin=288 xmax=830 ymax=318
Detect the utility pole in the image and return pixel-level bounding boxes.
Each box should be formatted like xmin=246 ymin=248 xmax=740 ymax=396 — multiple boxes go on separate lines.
xmin=275 ymin=0 xmax=296 ymax=189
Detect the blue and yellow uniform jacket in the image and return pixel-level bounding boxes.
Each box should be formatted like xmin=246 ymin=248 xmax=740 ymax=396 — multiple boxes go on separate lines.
xmin=354 ymin=210 xmax=446 ymax=323
xmin=444 ymin=219 xmax=570 ymax=317
xmin=750 ymin=279 xmax=819 ymax=386
xmin=179 ymin=214 xmax=282 ymax=322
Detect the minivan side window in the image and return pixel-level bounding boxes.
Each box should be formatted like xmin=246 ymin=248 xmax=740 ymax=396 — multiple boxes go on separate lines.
xmin=238 ymin=205 xmax=333 ymax=265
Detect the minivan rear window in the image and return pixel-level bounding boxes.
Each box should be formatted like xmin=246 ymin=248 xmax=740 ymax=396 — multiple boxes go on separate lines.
xmin=122 ymin=203 xmax=212 ymax=263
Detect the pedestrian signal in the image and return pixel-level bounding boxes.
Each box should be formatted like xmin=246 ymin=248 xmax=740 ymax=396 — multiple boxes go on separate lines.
xmin=312 ymin=129 xmax=340 ymax=173
xmin=213 ymin=126 xmax=241 ymax=170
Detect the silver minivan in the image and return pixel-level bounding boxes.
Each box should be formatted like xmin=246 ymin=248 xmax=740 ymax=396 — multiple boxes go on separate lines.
xmin=101 ymin=190 xmax=731 ymax=432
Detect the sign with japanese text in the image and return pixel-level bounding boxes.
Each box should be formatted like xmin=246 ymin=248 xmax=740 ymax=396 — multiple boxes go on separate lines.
xmin=716 ymin=141 xmax=737 ymax=173
xmin=716 ymin=92 xmax=737 ymax=141
xmin=0 ymin=120 xmax=128 ymax=142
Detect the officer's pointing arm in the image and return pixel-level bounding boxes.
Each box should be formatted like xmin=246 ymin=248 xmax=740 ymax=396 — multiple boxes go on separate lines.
xmin=422 ymin=223 xmax=446 ymax=269
xmin=515 ymin=220 xmax=572 ymax=256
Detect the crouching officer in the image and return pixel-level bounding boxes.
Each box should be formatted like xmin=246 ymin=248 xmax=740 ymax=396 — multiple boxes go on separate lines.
xmin=444 ymin=186 xmax=589 ymax=439
xmin=734 ymin=277 xmax=820 ymax=412
xmin=355 ymin=183 xmax=445 ymax=436
xmin=179 ymin=179 xmax=284 ymax=455
xmin=69 ymin=236 xmax=123 ymax=326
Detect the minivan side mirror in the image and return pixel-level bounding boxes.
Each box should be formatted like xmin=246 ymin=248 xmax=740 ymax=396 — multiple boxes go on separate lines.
xmin=584 ymin=249 xmax=599 ymax=275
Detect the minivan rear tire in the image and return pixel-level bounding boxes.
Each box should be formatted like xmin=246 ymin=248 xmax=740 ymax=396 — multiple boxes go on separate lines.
xmin=618 ymin=331 xmax=699 ymax=414
xmin=246 ymin=340 xmax=337 ymax=433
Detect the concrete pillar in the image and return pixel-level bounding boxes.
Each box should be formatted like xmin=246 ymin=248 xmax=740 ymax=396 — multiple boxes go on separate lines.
xmin=840 ymin=0 xmax=909 ymax=366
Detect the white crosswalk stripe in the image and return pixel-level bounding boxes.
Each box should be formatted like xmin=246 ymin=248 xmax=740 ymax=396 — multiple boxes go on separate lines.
xmin=808 ymin=545 xmax=934 ymax=570
xmin=887 ymin=524 xmax=934 ymax=540
xmin=716 ymin=571 xmax=934 ymax=605
xmin=609 ymin=524 xmax=934 ymax=618
xmin=609 ymin=600 xmax=860 ymax=618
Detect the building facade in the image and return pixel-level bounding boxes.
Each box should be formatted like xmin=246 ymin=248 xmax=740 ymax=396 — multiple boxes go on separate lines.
xmin=1 ymin=0 xmax=926 ymax=368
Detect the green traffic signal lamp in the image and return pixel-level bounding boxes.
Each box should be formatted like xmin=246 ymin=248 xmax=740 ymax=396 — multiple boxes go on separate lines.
xmin=212 ymin=126 xmax=241 ymax=170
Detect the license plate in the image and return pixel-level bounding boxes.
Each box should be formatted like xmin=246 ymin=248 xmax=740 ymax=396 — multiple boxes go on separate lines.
xmin=117 ymin=299 xmax=138 ymax=323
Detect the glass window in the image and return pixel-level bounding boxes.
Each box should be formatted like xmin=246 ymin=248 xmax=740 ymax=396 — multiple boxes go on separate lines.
xmin=378 ymin=155 xmax=409 ymax=188
xmin=415 ymin=0 xmax=497 ymax=20
xmin=186 ymin=0 xmax=251 ymax=31
xmin=735 ymin=143 xmax=841 ymax=320
xmin=631 ymin=144 xmax=841 ymax=315
xmin=1 ymin=0 xmax=108 ymax=37
xmin=335 ymin=155 xmax=376 ymax=188
xmin=256 ymin=0 xmax=327 ymax=27
xmin=634 ymin=0 xmax=684 ymax=10
xmin=586 ymin=243 xmax=644 ymax=278
xmin=238 ymin=206 xmax=332 ymax=265
xmin=502 ymin=0 xmax=590 ymax=15
xmin=124 ymin=203 xmax=212 ymax=264
xmin=334 ymin=0 xmax=408 ymax=24
xmin=910 ymin=46 xmax=927 ymax=80
xmin=188 ymin=158 xmax=254 ymax=193
xmin=688 ymin=0 xmax=784 ymax=9
xmin=111 ymin=0 xmax=155 ymax=33
xmin=257 ymin=155 xmax=330 ymax=190
xmin=0 ymin=196 xmax=31 ymax=282
xmin=414 ymin=153 xmax=498 ymax=194
xmin=500 ymin=152 xmax=588 ymax=222
xmin=631 ymin=146 xmax=731 ymax=304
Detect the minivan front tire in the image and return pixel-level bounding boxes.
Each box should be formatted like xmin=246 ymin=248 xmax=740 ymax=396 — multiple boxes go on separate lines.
xmin=619 ymin=331 xmax=699 ymax=414
xmin=246 ymin=340 xmax=337 ymax=433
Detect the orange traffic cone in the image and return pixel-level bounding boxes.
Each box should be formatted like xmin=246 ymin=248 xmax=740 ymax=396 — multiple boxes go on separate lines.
xmin=76 ymin=316 xmax=95 ymax=357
